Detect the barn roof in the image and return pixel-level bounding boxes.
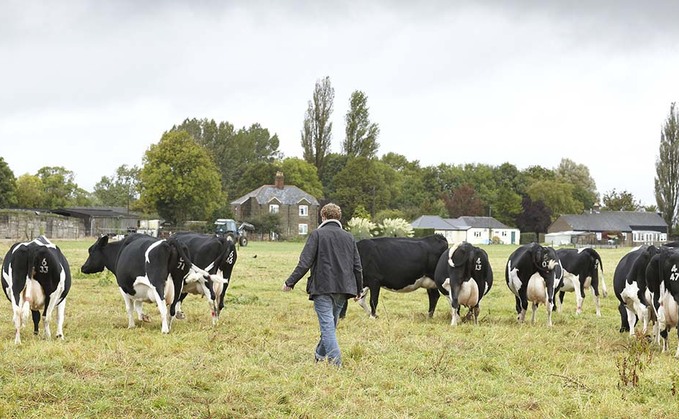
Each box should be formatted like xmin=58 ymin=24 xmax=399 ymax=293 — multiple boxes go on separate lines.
xmin=553 ymin=211 xmax=667 ymax=232
xmin=52 ymin=207 xmax=138 ymax=219
xmin=231 ymin=185 xmax=319 ymax=206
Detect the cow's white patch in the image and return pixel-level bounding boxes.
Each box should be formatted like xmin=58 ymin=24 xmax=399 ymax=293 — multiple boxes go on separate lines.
xmin=144 ymin=240 xmax=165 ymax=263
xmin=621 ymin=280 xmax=648 ymax=335
xmin=447 ymin=243 xmax=460 ymax=267
xmin=385 ymin=276 xmax=436 ymax=292
xmin=506 ymin=261 xmax=522 ymax=296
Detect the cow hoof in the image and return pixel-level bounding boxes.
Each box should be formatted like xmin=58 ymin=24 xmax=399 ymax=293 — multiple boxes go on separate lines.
xmin=56 ymin=334 xmax=63 ymax=339
xmin=175 ymin=312 xmax=186 ymax=320
xmin=141 ymin=314 xmax=151 ymax=323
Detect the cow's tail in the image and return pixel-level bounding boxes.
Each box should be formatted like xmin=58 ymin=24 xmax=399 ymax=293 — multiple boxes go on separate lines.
xmin=592 ymin=250 xmax=608 ymax=298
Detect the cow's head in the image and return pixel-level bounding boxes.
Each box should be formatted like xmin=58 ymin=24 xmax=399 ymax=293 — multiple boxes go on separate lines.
xmin=80 ymin=235 xmax=109 ymax=274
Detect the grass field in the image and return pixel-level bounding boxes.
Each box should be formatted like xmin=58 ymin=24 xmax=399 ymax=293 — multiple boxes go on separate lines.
xmin=0 ymin=238 xmax=678 ymax=418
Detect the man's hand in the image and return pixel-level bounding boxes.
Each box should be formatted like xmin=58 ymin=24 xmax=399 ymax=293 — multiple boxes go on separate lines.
xmin=282 ymin=283 xmax=293 ymax=292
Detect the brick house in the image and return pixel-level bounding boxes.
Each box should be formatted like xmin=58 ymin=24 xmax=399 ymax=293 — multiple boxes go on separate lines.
xmin=230 ymin=172 xmax=320 ymax=238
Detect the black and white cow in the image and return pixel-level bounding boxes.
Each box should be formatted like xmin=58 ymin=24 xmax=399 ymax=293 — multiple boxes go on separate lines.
xmin=1 ymin=236 xmax=71 ymax=344
xmin=172 ymin=232 xmax=237 ymax=324
xmin=434 ymin=241 xmax=493 ymax=326
xmin=645 ymin=246 xmax=679 ymax=355
xmin=505 ymin=243 xmax=563 ymax=326
xmin=81 ymin=233 xmax=208 ymax=333
xmin=346 ymin=234 xmax=449 ymax=318
xmin=613 ymin=244 xmax=659 ymax=335
xmin=555 ymin=248 xmax=607 ymax=316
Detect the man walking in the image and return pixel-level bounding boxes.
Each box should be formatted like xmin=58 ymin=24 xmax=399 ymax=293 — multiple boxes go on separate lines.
xmin=282 ymin=203 xmax=363 ymax=366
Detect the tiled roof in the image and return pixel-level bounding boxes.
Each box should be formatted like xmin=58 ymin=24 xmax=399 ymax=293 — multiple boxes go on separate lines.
xmin=556 ymin=211 xmax=667 ymax=232
xmin=231 ymin=185 xmax=319 ymax=206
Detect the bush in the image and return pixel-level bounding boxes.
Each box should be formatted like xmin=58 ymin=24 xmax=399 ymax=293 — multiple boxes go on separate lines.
xmin=378 ymin=218 xmax=414 ymax=237
xmin=347 ymin=217 xmax=376 ymax=240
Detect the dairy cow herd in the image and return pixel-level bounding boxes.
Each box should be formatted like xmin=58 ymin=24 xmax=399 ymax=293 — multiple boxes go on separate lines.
xmin=2 ymin=233 xmax=679 ymax=358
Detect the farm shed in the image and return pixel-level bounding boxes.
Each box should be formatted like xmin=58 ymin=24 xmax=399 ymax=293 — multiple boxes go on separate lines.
xmin=547 ymin=210 xmax=668 ymax=246
xmin=0 ymin=209 xmax=85 ymax=240
xmin=52 ymin=207 xmax=139 ymax=237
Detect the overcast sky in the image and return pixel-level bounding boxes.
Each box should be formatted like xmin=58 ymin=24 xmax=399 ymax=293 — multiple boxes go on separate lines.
xmin=2 ymin=0 xmax=678 ymax=206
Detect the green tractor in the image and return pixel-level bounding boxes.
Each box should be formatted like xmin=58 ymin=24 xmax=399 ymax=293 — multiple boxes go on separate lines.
xmin=214 ymin=218 xmax=254 ymax=246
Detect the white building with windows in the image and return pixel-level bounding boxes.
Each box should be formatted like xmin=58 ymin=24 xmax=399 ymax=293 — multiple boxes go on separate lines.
xmin=411 ymin=215 xmax=520 ymax=245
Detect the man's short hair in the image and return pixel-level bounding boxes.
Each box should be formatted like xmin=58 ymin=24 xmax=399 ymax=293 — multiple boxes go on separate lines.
xmin=321 ymin=203 xmax=342 ymax=220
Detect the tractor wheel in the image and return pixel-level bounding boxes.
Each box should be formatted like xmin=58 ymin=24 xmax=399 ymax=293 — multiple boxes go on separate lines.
xmin=239 ymin=236 xmax=248 ymax=247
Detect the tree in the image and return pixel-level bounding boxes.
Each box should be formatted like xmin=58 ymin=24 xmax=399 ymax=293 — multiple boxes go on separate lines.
xmin=343 ymin=90 xmax=380 ymax=158
xmin=443 ymin=184 xmax=485 ymax=217
xmin=36 ymin=166 xmax=78 ymax=209
xmin=15 ymin=174 xmax=45 ymax=208
xmin=0 ymin=157 xmax=17 ymax=208
xmin=526 ymin=179 xmax=584 ymax=221
xmin=280 ymin=158 xmax=324 ymax=199
xmin=93 ymin=165 xmax=140 ymax=210
xmin=655 ymin=102 xmax=679 ymax=233
xmin=332 ymin=157 xmax=399 ymax=221
xmin=139 ymin=130 xmax=223 ymax=225
xmin=301 ymin=76 xmax=334 ymax=177
xmin=602 ymin=189 xmax=641 ymax=211
xmin=556 ymin=158 xmax=598 ymax=210
xmin=171 ymin=118 xmax=281 ymax=201
xmin=516 ymin=195 xmax=552 ymax=235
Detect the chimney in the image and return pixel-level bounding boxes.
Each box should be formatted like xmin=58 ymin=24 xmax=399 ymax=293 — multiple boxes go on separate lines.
xmin=275 ymin=171 xmax=285 ymax=189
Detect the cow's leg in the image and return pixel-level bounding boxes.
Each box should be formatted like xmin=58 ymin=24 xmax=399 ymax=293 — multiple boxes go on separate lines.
xmin=515 ymin=295 xmax=526 ymax=323
xmin=555 ymin=291 xmax=565 ymax=313
xmin=625 ymin=307 xmax=637 ymax=337
xmin=427 ymin=288 xmax=440 ymax=318
xmin=661 ymin=328 xmax=669 ymax=352
xmin=618 ymin=302 xmax=630 ymax=333
xmin=591 ymin=286 xmax=601 ymax=317
xmin=12 ymin=302 xmax=25 ymax=344
xmin=368 ymin=285 xmax=381 ymax=318
xmin=546 ymin=299 xmax=553 ymax=327
xmin=119 ymin=289 xmax=136 ymax=328
xmin=574 ymin=277 xmax=584 ymax=315
xmin=531 ymin=302 xmax=538 ymax=325
xmin=133 ymin=301 xmax=150 ymax=322
xmin=174 ymin=293 xmax=187 ymax=320
xmin=442 ymin=279 xmax=460 ymax=326
xmin=31 ymin=310 xmax=40 ymax=335
xmin=471 ymin=305 xmax=480 ymax=325
xmin=42 ymin=296 xmax=55 ymax=339
xmin=55 ymin=300 xmax=66 ymax=339
xmin=356 ymin=287 xmax=371 ymax=316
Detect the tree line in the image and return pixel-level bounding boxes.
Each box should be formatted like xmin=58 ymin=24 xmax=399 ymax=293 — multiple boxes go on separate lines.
xmin=1 ymin=77 xmax=677 ymax=235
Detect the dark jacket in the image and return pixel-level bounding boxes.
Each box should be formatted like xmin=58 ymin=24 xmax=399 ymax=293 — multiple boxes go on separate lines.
xmin=285 ymin=219 xmax=363 ymax=299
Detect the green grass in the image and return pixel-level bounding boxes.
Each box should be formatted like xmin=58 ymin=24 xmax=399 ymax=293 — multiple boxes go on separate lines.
xmin=0 ymin=239 xmax=678 ymax=418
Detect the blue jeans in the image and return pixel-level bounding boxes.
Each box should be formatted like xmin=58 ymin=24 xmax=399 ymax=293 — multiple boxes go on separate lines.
xmin=313 ymin=293 xmax=346 ymax=366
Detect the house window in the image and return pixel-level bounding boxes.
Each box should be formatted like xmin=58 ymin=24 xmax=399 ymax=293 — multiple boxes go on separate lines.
xmin=299 ymin=223 xmax=308 ymax=235
xmin=269 ymin=204 xmax=279 ymax=214
xmin=474 ymin=231 xmax=481 ymax=238
xmin=299 ymin=205 xmax=308 ymax=217
xmin=502 ymin=231 xmax=507 ymax=236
